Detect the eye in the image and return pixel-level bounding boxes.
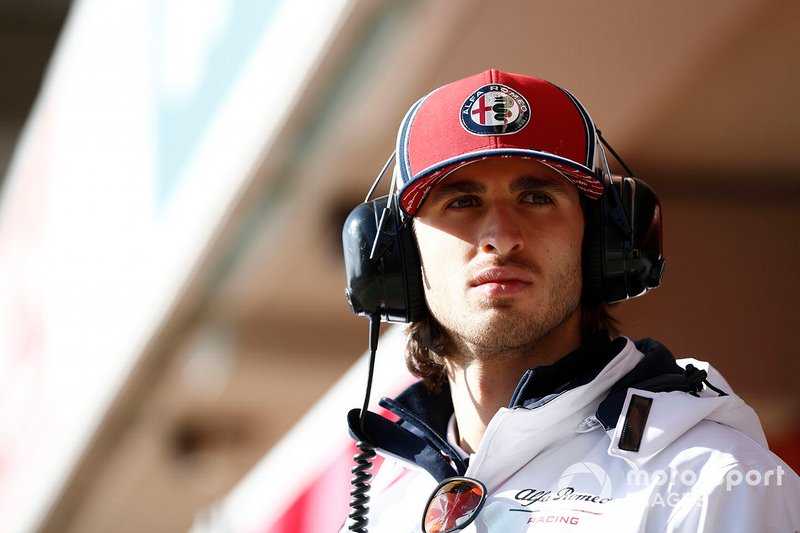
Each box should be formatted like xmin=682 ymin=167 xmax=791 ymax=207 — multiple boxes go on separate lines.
xmin=520 ymin=191 xmax=553 ymax=205
xmin=446 ymin=196 xmax=481 ymax=209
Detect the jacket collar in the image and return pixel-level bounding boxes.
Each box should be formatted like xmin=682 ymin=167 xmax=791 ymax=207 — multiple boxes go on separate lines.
xmin=509 ymin=332 xmax=624 ymax=409
xmin=348 ymin=335 xmax=694 ymax=481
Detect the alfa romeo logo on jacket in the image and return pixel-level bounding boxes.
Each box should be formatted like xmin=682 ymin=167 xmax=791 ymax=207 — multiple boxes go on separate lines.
xmin=461 ymin=83 xmax=530 ymax=135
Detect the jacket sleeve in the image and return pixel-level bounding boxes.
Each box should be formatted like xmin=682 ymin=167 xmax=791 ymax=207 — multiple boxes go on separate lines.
xmin=665 ymin=460 xmax=800 ymax=533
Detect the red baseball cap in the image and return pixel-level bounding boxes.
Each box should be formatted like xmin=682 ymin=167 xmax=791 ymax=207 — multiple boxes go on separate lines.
xmin=396 ymin=69 xmax=605 ymax=216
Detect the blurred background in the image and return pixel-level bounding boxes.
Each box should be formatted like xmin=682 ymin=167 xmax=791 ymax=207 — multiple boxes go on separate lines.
xmin=0 ymin=0 xmax=798 ymax=531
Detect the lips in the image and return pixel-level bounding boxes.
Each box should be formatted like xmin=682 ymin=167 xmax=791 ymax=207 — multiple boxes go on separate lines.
xmin=469 ymin=266 xmax=535 ymax=290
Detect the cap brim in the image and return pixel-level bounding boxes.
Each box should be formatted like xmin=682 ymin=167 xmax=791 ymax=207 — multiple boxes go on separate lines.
xmin=397 ymin=149 xmax=604 ymax=216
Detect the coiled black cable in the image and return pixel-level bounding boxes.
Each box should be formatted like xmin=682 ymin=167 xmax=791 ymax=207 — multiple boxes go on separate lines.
xmin=348 ymin=314 xmax=381 ymax=532
xmin=348 ymin=440 xmax=376 ymax=532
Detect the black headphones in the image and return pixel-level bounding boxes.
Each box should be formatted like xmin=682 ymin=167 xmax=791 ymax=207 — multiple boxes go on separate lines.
xmin=343 ymin=149 xmax=665 ymax=323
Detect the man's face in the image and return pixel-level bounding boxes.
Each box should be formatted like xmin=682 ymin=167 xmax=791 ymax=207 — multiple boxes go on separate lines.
xmin=413 ymin=157 xmax=585 ymax=356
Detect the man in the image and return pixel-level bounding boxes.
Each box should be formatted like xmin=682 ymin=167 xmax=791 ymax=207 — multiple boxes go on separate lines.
xmin=343 ymin=70 xmax=800 ymax=532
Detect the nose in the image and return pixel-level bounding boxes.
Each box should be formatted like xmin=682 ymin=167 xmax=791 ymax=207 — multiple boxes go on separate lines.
xmin=478 ymin=206 xmax=524 ymax=256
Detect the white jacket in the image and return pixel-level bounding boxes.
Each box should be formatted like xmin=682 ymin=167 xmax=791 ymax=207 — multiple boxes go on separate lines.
xmin=344 ymin=336 xmax=800 ymax=532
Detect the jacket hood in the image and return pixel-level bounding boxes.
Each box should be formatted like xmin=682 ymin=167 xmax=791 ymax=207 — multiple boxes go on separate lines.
xmin=605 ymin=351 xmax=767 ymax=468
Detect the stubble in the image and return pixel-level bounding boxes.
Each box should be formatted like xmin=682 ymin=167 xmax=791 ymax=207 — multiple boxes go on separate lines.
xmin=427 ymin=255 xmax=583 ymax=362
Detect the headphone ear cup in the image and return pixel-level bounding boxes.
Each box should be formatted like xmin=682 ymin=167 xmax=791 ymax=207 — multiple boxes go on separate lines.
xmin=593 ymin=176 xmax=666 ymax=304
xmin=396 ymin=215 xmax=427 ymax=322
xmin=582 ymin=196 xmax=605 ymax=305
xmin=624 ymin=177 xmax=665 ymax=295
xmin=342 ymin=196 xmax=427 ymax=323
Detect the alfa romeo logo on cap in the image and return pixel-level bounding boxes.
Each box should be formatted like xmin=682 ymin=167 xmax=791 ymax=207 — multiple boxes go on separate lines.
xmin=461 ymin=83 xmax=530 ymax=135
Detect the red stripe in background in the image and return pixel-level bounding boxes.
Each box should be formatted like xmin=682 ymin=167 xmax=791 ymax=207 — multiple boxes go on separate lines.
xmin=265 ymin=442 xmax=385 ymax=533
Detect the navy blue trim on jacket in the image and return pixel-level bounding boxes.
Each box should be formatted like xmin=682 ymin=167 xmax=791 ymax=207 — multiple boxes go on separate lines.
xmin=509 ymin=333 xmax=625 ymax=408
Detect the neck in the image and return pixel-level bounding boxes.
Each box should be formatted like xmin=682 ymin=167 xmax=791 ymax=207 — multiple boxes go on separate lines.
xmin=445 ymin=311 xmax=583 ymax=454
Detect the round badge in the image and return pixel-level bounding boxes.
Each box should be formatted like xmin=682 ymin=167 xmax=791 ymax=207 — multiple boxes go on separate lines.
xmin=460 ymin=83 xmax=530 ymax=135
